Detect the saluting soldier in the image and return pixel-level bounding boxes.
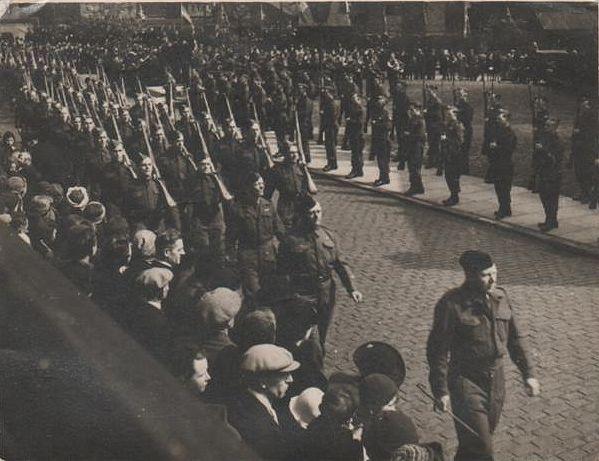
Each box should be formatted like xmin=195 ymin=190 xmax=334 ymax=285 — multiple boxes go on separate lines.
xmin=427 ymin=250 xmax=540 ymax=461
xmin=345 ymin=93 xmax=365 ymax=179
xmin=371 ymin=96 xmax=392 ymax=187
xmin=535 ymin=117 xmax=563 ymax=231
xmin=403 ymin=102 xmax=427 ymax=196
xmin=124 ymin=155 xmax=181 ymax=233
xmin=487 ymin=110 xmax=517 ymax=220
xmin=277 ymin=195 xmax=362 ymax=350
xmin=321 ymin=86 xmax=339 ymax=172
xmin=230 ymin=172 xmax=285 ymax=306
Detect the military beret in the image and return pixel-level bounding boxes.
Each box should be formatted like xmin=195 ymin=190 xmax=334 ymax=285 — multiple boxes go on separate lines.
xmin=353 ymin=341 xmax=406 ymax=387
xmin=65 ymin=186 xmax=89 ymax=211
xmin=459 ymin=250 xmax=493 ymax=272
xmin=197 ymin=287 xmax=242 ymax=327
xmin=135 ymin=267 xmax=173 ymax=290
xmin=241 ymin=344 xmax=300 ymax=374
xmin=363 ymin=410 xmax=420 ymax=460
xmin=7 ymin=176 xmax=27 ymax=194
xmin=359 ymin=373 xmax=398 ymax=408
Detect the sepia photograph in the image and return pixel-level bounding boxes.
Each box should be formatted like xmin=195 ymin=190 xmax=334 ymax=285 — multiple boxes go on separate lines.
xmin=0 ymin=1 xmax=597 ymax=459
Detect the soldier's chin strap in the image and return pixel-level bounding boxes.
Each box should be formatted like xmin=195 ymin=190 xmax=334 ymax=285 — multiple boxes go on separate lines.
xmin=416 ymin=383 xmax=481 ymax=439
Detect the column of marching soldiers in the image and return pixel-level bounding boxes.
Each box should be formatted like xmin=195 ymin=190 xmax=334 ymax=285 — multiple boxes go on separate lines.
xmin=0 ymin=37 xmax=597 ymax=460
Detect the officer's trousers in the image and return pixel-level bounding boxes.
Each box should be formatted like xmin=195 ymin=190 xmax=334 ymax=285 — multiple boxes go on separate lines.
xmin=324 ymin=126 xmax=338 ymax=166
xmin=349 ymin=135 xmax=364 ymax=173
xmin=449 ymin=366 xmax=506 ymax=461
xmin=538 ymin=179 xmax=560 ymax=224
xmin=373 ymin=138 xmax=391 ymax=180
xmin=493 ymin=179 xmax=512 ymax=214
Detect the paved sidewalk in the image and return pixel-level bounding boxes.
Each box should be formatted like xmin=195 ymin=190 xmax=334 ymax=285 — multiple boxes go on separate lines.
xmin=265 ymin=132 xmax=599 ymax=257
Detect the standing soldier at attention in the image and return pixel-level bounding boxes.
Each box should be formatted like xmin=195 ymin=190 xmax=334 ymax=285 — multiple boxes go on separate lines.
xmin=535 ymin=117 xmax=563 ymax=231
xmin=321 ymin=86 xmax=339 ymax=172
xmin=427 ymin=250 xmax=540 ymax=461
xmin=441 ymin=106 xmax=465 ymax=207
xmin=296 ymin=84 xmax=313 ymax=163
xmin=392 ymin=82 xmax=410 ymax=171
xmin=487 ymin=110 xmax=517 ymax=220
xmin=455 ymin=88 xmax=474 ymax=175
xmin=371 ymin=96 xmax=392 ymax=187
xmin=403 ymin=102 xmax=427 ymax=196
xmin=345 ymin=93 xmax=365 ymax=179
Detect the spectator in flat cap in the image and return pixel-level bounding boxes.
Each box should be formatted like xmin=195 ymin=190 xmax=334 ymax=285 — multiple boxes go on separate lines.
xmin=363 ymin=410 xmax=420 ymax=461
xmin=227 ymin=344 xmax=304 ymax=460
xmin=304 ymin=384 xmax=363 ymax=461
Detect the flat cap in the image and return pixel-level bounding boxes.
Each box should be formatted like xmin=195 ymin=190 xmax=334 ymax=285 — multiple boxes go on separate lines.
xmin=197 ymin=287 xmax=242 ymax=327
xmin=241 ymin=344 xmax=300 ymax=374
xmin=135 ymin=267 xmax=173 ymax=290
xmin=459 ymin=250 xmax=493 ymax=272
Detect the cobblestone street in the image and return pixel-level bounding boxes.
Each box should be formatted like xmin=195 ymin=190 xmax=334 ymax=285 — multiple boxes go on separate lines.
xmin=317 ymin=178 xmax=599 ymax=461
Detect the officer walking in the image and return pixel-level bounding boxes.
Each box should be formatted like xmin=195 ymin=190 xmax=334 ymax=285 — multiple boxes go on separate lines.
xmin=427 ymin=250 xmax=541 ymax=461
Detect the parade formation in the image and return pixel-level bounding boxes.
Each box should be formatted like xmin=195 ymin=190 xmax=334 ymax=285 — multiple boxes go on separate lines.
xmin=0 ymin=6 xmax=597 ymax=460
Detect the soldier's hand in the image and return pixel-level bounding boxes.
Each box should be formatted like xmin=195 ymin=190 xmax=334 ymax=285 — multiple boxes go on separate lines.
xmin=434 ymin=395 xmax=450 ymax=413
xmin=350 ymin=290 xmax=363 ymax=303
xmin=525 ymin=378 xmax=541 ymax=397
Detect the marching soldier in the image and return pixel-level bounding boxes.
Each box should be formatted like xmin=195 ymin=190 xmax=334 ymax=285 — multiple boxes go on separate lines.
xmin=345 ymin=93 xmax=365 ymax=179
xmin=159 ymin=130 xmax=197 ymax=206
xmin=535 ymin=117 xmax=563 ymax=231
xmin=101 ymin=140 xmax=137 ymax=214
xmin=403 ymin=102 xmax=426 ymax=196
xmin=278 ymin=194 xmax=363 ymax=349
xmin=371 ymin=96 xmax=392 ymax=187
xmin=427 ymin=250 xmax=540 ymax=461
xmin=230 ymin=172 xmax=285 ymax=306
xmin=487 ymin=110 xmax=517 ymax=220
xmin=124 ymin=155 xmax=181 ymax=233
xmin=441 ymin=106 xmax=465 ymax=206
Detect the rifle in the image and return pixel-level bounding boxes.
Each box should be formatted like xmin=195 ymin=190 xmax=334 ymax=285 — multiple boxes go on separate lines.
xmin=140 ymin=124 xmax=178 ymax=207
xmin=252 ymin=101 xmax=275 ymax=169
xmin=111 ymin=114 xmax=138 ymax=180
xmin=202 ymin=92 xmax=223 ymax=140
xmin=294 ymin=110 xmax=318 ymax=194
xmin=148 ymin=98 xmax=171 ymax=149
xmin=224 ymin=95 xmax=243 ymax=141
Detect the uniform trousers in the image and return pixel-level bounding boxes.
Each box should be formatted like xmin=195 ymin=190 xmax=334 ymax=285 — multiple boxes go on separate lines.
xmin=373 ymin=138 xmax=391 ymax=180
xmin=493 ymin=179 xmax=512 ymax=214
xmin=324 ymin=126 xmax=338 ymax=166
xmin=407 ymin=145 xmax=425 ymax=191
xmin=349 ymin=134 xmax=364 ymax=173
xmin=538 ymin=179 xmax=560 ymax=224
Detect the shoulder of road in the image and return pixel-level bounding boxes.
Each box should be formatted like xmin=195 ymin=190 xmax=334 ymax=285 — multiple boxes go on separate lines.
xmin=265 ymin=131 xmax=599 ymax=259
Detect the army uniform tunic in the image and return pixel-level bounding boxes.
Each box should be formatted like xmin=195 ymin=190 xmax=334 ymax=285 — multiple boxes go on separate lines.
xmin=264 ymin=160 xmax=309 ymax=228
xmin=487 ymin=125 xmax=517 ymax=216
xmin=347 ymin=100 xmax=365 ymax=174
xmin=278 ymin=225 xmax=355 ymax=348
xmin=427 ymin=284 xmax=535 ymax=461
xmin=405 ymin=113 xmax=427 ymax=193
xmin=535 ymin=129 xmax=563 ymax=226
xmin=125 ymin=177 xmax=181 ymax=233
xmin=371 ymin=106 xmax=392 ymax=182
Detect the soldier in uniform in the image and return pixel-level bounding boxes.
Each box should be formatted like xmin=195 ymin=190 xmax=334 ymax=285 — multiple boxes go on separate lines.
xmin=296 ymin=84 xmax=313 ymax=163
xmin=535 ymin=118 xmax=563 ymax=231
xmin=124 ymin=155 xmax=181 ymax=233
xmin=101 ymin=140 xmax=137 ymax=214
xmin=277 ymin=195 xmax=363 ymax=350
xmin=441 ymin=106 xmax=465 ymax=206
xmin=487 ymin=110 xmax=517 ymax=219
xmin=371 ymin=96 xmax=392 ymax=187
xmin=345 ymin=93 xmax=365 ymax=179
xmin=230 ymin=172 xmax=285 ymax=306
xmin=424 ymin=87 xmax=443 ymax=175
xmin=427 ymin=250 xmax=540 ymax=461
xmin=571 ymin=96 xmax=598 ymax=205
xmin=455 ymin=88 xmax=473 ymax=175
xmin=403 ymin=103 xmax=426 ymax=196
xmin=186 ymin=158 xmax=226 ymax=264
xmin=321 ymin=86 xmax=339 ymax=172
xmin=392 ymin=82 xmax=410 ymax=171
xmin=264 ymin=139 xmax=310 ymax=228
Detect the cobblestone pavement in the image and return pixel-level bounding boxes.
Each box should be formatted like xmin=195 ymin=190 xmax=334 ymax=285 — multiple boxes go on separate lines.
xmin=317 ymin=177 xmax=599 ymax=461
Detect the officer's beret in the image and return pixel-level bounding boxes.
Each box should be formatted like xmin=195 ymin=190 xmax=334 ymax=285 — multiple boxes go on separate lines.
xmin=353 ymin=341 xmax=406 ymax=387
xmin=241 ymin=344 xmax=300 ymax=374
xmin=297 ymin=194 xmax=318 ymax=213
xmin=196 ymin=287 xmax=242 ymax=328
xmin=135 ymin=267 xmax=173 ymax=290
xmin=359 ymin=373 xmax=398 ymax=408
xmin=363 ymin=410 xmax=420 ymax=460
xmin=459 ymin=250 xmax=493 ymax=272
